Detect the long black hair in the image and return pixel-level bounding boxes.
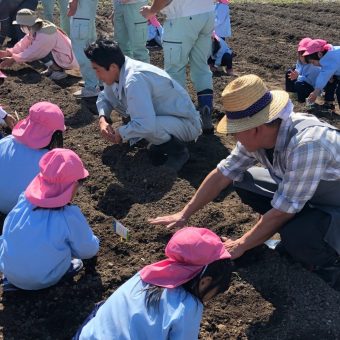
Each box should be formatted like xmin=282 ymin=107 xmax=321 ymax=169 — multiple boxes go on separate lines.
xmin=144 ymin=258 xmax=233 ymax=311
xmin=305 ymin=50 xmax=327 ymax=63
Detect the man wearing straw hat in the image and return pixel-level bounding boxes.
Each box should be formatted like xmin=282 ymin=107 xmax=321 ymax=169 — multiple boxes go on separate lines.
xmin=150 ymin=74 xmax=340 ymax=289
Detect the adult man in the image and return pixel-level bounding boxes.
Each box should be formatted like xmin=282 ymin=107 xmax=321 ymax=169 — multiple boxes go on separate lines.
xmin=85 ymin=38 xmax=202 ymax=172
xmin=140 ymin=0 xmax=215 ymax=134
xmin=0 ymin=0 xmax=38 ymax=46
xmin=68 ymin=0 xmax=99 ymax=98
xmin=41 ymin=0 xmax=70 ymax=36
xmin=150 ymin=74 xmax=340 ymax=288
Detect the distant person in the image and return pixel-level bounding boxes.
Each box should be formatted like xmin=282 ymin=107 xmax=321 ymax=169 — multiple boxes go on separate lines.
xmin=150 ymin=74 xmax=340 ymax=290
xmin=112 ymin=0 xmax=149 ymax=63
xmin=141 ymin=0 xmax=216 ymax=134
xmin=73 ymin=227 xmax=232 ymax=340
xmin=0 ymin=148 xmax=100 ymax=291
xmin=0 ymin=9 xmax=78 ymax=80
xmin=208 ymin=32 xmax=233 ymax=76
xmin=85 ymin=38 xmax=202 ymax=172
xmin=0 ymin=0 xmax=38 ymax=47
xmin=146 ymin=15 xmax=163 ymax=48
xmin=0 ymin=101 xmax=65 ymax=214
xmin=304 ymin=39 xmax=340 ymax=112
xmin=41 ymin=0 xmax=70 ymax=36
xmin=68 ymin=0 xmax=100 ymax=98
xmin=285 ymin=37 xmax=337 ymax=109
xmin=214 ymin=0 xmax=231 ymax=41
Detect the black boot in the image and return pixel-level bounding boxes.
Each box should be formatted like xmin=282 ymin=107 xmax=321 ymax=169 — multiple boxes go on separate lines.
xmin=197 ymin=89 xmax=214 ymax=134
xmin=148 ymin=136 xmax=190 ymax=172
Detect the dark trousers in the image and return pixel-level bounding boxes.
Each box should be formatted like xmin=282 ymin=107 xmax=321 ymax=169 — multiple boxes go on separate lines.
xmin=208 ymin=52 xmax=233 ymax=69
xmin=234 ymin=168 xmax=339 ymax=268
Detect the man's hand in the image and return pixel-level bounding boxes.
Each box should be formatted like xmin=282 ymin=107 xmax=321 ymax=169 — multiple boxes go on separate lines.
xmin=308 ymin=90 xmax=319 ymax=103
xmin=4 ymin=114 xmax=17 ymax=129
xmin=222 ymin=237 xmax=246 ymax=259
xmin=288 ymin=70 xmax=298 ymax=81
xmin=67 ymin=0 xmax=78 ymax=16
xmin=148 ymin=211 xmax=187 ymax=229
xmin=140 ymin=6 xmax=156 ymax=20
xmin=0 ymin=57 xmax=15 ymax=68
xmin=99 ymin=117 xmax=115 ymax=143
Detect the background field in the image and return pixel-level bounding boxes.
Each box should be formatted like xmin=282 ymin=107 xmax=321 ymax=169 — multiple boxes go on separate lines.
xmin=1 ymin=2 xmax=340 ymax=339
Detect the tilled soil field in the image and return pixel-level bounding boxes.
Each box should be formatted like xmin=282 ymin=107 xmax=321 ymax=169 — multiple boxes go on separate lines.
xmin=1 ymin=2 xmax=340 ymax=339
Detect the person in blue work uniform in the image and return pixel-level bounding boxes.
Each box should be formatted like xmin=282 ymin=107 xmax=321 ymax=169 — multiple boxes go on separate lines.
xmin=85 ymin=38 xmax=202 ymax=172
xmin=0 ymin=148 xmax=99 ymax=291
xmin=73 ymin=226 xmax=232 ymax=340
xmin=304 ymin=39 xmax=340 ymax=112
xmin=0 ymin=101 xmax=65 ymax=214
xmin=41 ymin=0 xmax=70 ymax=35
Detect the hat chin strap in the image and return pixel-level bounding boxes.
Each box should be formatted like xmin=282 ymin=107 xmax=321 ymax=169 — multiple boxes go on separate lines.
xmin=267 ymin=99 xmax=294 ymax=123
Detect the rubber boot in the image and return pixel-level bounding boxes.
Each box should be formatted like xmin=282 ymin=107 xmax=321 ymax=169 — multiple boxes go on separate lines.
xmin=148 ymin=136 xmax=190 ymax=172
xmin=197 ymin=89 xmax=214 ymax=134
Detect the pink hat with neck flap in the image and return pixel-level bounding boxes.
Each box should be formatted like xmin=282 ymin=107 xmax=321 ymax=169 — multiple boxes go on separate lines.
xmin=140 ymin=227 xmax=231 ymax=288
xmin=25 ymin=148 xmax=89 ymax=208
xmin=302 ymin=39 xmax=331 ymax=56
xmin=12 ymin=101 xmax=65 ymax=149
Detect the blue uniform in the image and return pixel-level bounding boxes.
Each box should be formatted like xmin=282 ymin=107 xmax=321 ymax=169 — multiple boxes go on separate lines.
xmin=0 ymin=135 xmax=47 ymax=214
xmin=78 ymin=272 xmax=203 ymax=340
xmin=0 ymin=194 xmax=99 ymax=290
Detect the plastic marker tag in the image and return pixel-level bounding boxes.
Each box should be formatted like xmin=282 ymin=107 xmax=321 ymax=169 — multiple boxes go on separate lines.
xmin=113 ymin=220 xmax=129 ymax=240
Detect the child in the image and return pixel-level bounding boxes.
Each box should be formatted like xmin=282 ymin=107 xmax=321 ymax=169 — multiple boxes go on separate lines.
xmin=0 ymin=148 xmax=100 ymax=291
xmin=0 ymin=9 xmax=78 ymax=80
xmin=304 ymin=39 xmax=340 ymax=112
xmin=73 ymin=227 xmax=232 ymax=339
xmin=0 ymin=105 xmax=17 ymax=130
xmin=208 ymin=32 xmax=234 ymax=75
xmin=146 ymin=15 xmax=163 ymax=48
xmin=214 ymin=0 xmax=231 ymax=41
xmin=0 ymin=101 xmax=65 ymax=214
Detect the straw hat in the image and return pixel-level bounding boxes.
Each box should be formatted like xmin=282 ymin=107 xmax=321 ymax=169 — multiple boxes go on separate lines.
xmin=12 ymin=9 xmax=43 ymax=27
xmin=140 ymin=227 xmax=231 ymax=288
xmin=216 ymin=74 xmax=289 ymax=134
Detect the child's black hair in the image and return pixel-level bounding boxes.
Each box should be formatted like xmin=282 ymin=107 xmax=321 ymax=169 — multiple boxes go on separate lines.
xmin=305 ymin=50 xmax=327 ymax=63
xmin=42 ymin=130 xmax=63 ymax=150
xmin=212 ymin=38 xmax=221 ymax=56
xmin=144 ymin=258 xmax=233 ymax=311
xmin=84 ymin=38 xmax=125 ymax=70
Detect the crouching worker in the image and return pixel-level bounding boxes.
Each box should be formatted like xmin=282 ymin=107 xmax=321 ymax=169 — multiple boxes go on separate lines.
xmin=0 ymin=9 xmax=78 ymax=80
xmin=0 ymin=101 xmax=65 ymax=214
xmin=0 ymin=148 xmax=100 ymax=291
xmin=73 ymin=227 xmax=232 ymax=340
xmin=150 ymin=75 xmax=340 ymax=290
xmin=85 ymin=38 xmax=202 ymax=172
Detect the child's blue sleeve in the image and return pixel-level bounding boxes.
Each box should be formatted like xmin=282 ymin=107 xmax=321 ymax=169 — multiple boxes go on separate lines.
xmin=168 ymin=296 xmax=203 ymax=340
xmin=64 ymin=206 xmax=100 ymax=259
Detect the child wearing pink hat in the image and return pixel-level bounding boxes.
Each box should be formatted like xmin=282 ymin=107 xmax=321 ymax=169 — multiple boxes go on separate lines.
xmin=208 ymin=31 xmax=234 ymax=75
xmin=146 ymin=15 xmax=163 ymax=48
xmin=74 ymin=227 xmax=232 ymax=340
xmin=0 ymin=148 xmax=99 ymax=291
xmin=303 ymin=39 xmax=340 ymax=112
xmin=0 ymin=101 xmax=65 ymax=214
xmin=286 ymin=38 xmax=338 ymax=109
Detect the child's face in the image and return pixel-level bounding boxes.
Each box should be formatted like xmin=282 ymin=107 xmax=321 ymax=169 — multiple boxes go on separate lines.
xmin=298 ymin=52 xmax=306 ymax=64
xmin=198 ymin=276 xmax=223 ymax=303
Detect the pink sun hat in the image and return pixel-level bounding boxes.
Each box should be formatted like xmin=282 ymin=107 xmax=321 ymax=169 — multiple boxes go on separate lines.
xmin=218 ymin=0 xmax=230 ymax=4
xmin=297 ymin=37 xmax=312 ymax=52
xmin=149 ymin=15 xmax=161 ymax=28
xmin=25 ymin=148 xmax=89 ymax=208
xmin=302 ymin=39 xmax=331 ymax=56
xmin=0 ymin=71 xmax=7 ymax=78
xmin=12 ymin=101 xmax=65 ymax=149
xmin=140 ymin=227 xmax=231 ymax=288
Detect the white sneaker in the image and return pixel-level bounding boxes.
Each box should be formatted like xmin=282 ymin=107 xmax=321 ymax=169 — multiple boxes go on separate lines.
xmin=73 ymin=87 xmax=100 ymax=98
xmin=49 ymin=71 xmax=68 ymax=80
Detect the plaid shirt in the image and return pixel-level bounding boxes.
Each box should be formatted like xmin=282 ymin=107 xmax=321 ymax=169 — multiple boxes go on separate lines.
xmin=217 ymin=113 xmax=340 ymax=214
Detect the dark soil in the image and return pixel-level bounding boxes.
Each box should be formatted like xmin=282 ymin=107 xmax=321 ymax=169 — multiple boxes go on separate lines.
xmin=1 ymin=2 xmax=340 ymax=339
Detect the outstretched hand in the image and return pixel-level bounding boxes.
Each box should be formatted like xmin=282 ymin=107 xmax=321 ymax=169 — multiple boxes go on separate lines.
xmin=222 ymin=237 xmax=246 ymax=259
xmin=148 ymin=212 xmax=187 ymax=229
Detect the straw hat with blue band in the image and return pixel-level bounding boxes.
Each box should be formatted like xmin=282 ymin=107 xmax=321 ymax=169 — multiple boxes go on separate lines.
xmin=216 ymin=74 xmax=290 ymax=134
